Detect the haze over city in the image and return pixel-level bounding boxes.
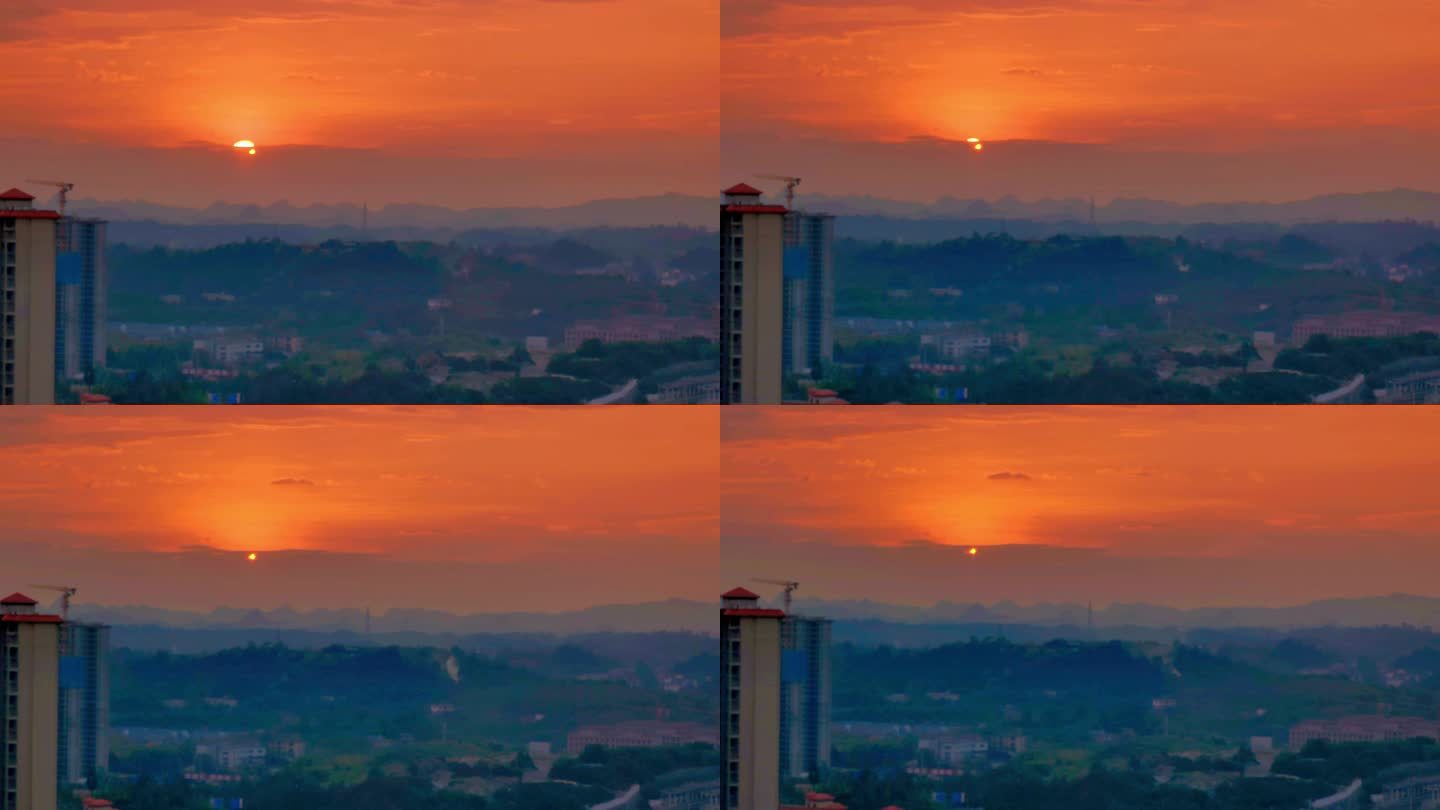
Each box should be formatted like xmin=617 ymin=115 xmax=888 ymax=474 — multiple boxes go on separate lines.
xmin=0 ymin=407 xmax=718 ymax=613
xmin=722 ymin=406 xmax=1440 ymax=607
xmin=722 ymin=0 xmax=1440 ymax=202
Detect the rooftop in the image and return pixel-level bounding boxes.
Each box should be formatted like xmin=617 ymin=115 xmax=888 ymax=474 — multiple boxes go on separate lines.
xmin=0 ymin=188 xmax=34 ymax=201
xmin=723 ymin=182 xmax=762 ymax=196
xmin=0 ymin=592 xmax=37 ymax=605
xmin=722 ymin=586 xmax=759 ymax=600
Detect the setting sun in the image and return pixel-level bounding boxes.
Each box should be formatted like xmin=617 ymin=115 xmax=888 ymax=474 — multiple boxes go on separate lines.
xmin=233 ymin=139 xmax=256 ymax=156
xmin=247 ymin=552 xmax=257 ymax=562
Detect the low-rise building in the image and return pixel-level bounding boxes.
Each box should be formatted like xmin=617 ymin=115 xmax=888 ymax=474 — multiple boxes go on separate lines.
xmin=565 ymin=721 xmax=717 ymax=754
xmin=1291 ymin=311 xmax=1440 ymax=345
xmin=563 ymin=317 xmax=716 ymax=351
xmin=1288 ymin=716 xmax=1440 ymax=750
xmin=651 ymin=780 xmax=720 ymax=810
xmin=649 ymin=374 xmax=721 ymax=404
xmin=919 ymin=735 xmax=990 ymax=765
xmin=195 ymin=337 xmax=264 ymax=367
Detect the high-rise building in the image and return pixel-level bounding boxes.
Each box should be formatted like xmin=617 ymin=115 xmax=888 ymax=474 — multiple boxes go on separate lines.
xmin=779 ymin=615 xmax=831 ymax=781
xmin=0 ymin=592 xmax=61 ymax=810
xmin=780 ymin=212 xmax=835 ymax=377
xmin=0 ymin=189 xmax=59 ymax=404
xmin=58 ymin=622 xmax=109 ymax=787
xmin=720 ymin=184 xmax=787 ymax=404
xmin=54 ymin=218 xmax=108 ymax=382
xmin=720 ymin=587 xmax=783 ymax=810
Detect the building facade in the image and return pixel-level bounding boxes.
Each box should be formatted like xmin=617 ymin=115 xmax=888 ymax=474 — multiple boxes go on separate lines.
xmin=0 ymin=189 xmax=58 ymax=404
xmin=58 ymin=622 xmax=109 ymax=787
xmin=565 ymin=721 xmax=718 ymax=754
xmin=720 ymin=184 xmax=787 ymax=404
xmin=720 ymin=587 xmax=782 ymax=810
xmin=0 ymin=593 xmax=61 ymax=810
xmin=1288 ymin=716 xmax=1440 ymax=750
xmin=54 ymin=218 xmax=107 ymax=381
xmin=779 ymin=616 xmax=831 ymax=781
xmin=780 ymin=212 xmax=834 ymax=377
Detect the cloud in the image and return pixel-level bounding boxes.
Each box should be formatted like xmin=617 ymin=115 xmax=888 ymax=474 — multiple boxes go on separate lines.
xmin=987 ymin=471 xmax=1032 ymax=481
xmin=270 ymin=478 xmax=316 ymax=487
xmin=723 ymin=0 xmax=1176 ymax=39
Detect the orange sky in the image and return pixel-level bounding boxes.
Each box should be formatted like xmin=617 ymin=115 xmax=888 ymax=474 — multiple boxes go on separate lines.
xmin=721 ymin=407 xmax=1440 ymax=607
xmin=722 ymin=0 xmax=1440 ymax=201
xmin=0 ymin=0 xmax=716 ymax=207
xmin=0 ymin=407 xmax=717 ymax=612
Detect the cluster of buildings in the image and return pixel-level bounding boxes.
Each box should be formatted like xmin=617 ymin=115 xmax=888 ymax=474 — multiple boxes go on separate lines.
xmin=1287 ymin=715 xmax=1440 ymax=750
xmin=1 ymin=188 xmax=108 ymax=404
xmin=565 ymin=721 xmax=718 ymax=755
xmin=1290 ymin=311 xmax=1440 ymax=345
xmin=719 ymin=587 xmax=833 ymax=810
xmin=719 ymin=184 xmax=836 ymax=404
xmin=563 ymin=317 xmax=717 ymax=352
xmin=0 ymin=591 xmax=111 ymax=810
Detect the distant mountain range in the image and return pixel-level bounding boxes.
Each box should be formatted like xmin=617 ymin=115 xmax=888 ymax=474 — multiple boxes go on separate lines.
xmin=789 ymin=593 xmax=1440 ymax=630
xmin=65 ymin=193 xmax=714 ymax=231
xmin=800 ymin=187 xmax=1440 ymax=226
xmin=61 ymin=188 xmax=1440 ymax=236
xmin=68 ymin=599 xmax=715 ymax=636
xmin=63 ymin=593 xmax=1440 ymax=640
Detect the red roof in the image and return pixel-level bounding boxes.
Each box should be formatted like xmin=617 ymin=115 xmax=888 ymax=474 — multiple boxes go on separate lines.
xmin=0 ymin=614 xmax=62 ymax=624
xmin=0 ymin=188 xmax=34 ymax=201
xmin=807 ymin=794 xmax=836 ymax=802
xmin=723 ymin=183 xmax=763 ymax=196
xmin=722 ymin=586 xmax=759 ymax=599
xmin=722 ymin=608 xmax=786 ymax=618
xmin=1 ymin=592 xmax=37 ymax=605
xmin=0 ymin=210 xmax=60 ymax=220
xmin=81 ymin=799 xmax=116 ymax=809
xmin=723 ymin=204 xmax=788 ymax=215
xmin=79 ymin=393 xmax=113 ymax=404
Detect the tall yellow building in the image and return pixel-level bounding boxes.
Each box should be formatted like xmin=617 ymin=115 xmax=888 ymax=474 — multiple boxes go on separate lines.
xmin=0 ymin=592 xmax=61 ymax=810
xmin=720 ymin=184 xmax=786 ymax=404
xmin=1 ymin=189 xmax=58 ymax=405
xmin=720 ymin=587 xmax=782 ymax=810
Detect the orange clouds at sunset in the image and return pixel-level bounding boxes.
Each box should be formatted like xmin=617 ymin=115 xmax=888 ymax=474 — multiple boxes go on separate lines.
xmin=0 ymin=407 xmax=717 ymax=612
xmin=721 ymin=0 xmax=1440 ymax=200
xmin=0 ymin=0 xmax=716 ymax=205
xmin=721 ymin=407 xmax=1440 ymax=607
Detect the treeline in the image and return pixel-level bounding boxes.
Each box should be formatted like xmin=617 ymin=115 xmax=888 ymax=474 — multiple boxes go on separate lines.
xmin=818 ymin=359 xmax=1335 ymax=404
xmin=79 ymin=770 xmax=608 ymax=810
xmin=549 ymin=743 xmax=719 ymax=792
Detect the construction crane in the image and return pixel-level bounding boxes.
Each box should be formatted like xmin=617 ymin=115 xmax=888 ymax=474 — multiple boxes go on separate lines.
xmin=29 ymin=584 xmax=77 ymax=620
xmin=756 ymin=175 xmax=801 ymax=208
xmin=25 ymin=179 xmax=75 ymax=217
xmin=753 ymin=578 xmax=799 ymax=613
